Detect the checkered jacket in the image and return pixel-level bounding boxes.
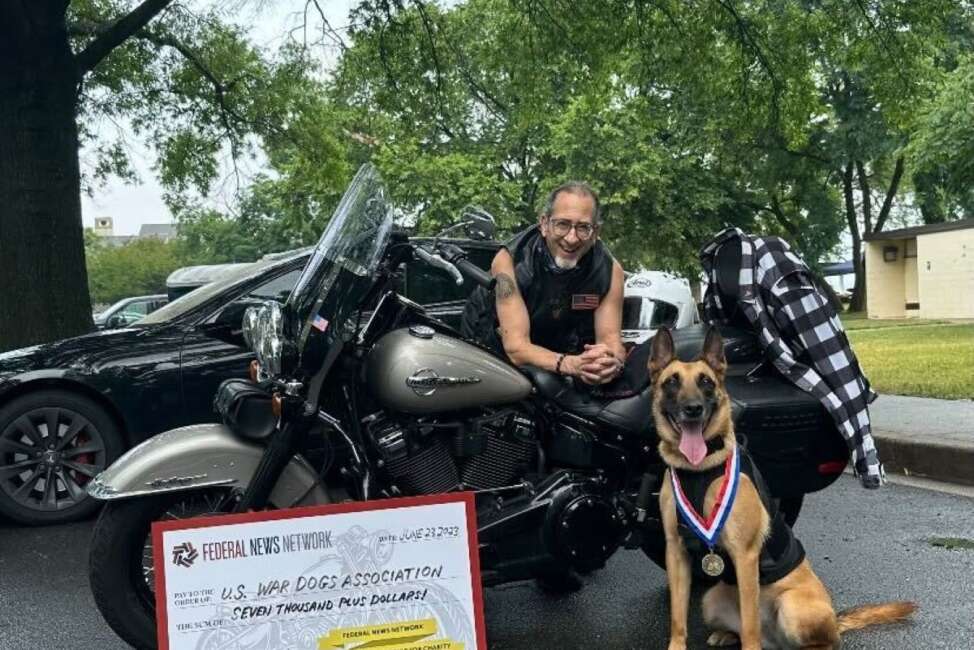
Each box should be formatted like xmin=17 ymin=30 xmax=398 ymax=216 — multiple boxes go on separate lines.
xmin=699 ymin=227 xmax=883 ymax=488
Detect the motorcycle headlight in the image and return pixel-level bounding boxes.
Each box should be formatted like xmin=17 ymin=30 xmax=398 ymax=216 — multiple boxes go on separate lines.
xmin=253 ymin=302 xmax=283 ymax=376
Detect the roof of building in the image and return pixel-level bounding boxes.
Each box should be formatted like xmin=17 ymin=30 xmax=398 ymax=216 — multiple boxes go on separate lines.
xmin=863 ymin=218 xmax=974 ymax=241
xmin=99 ymin=235 xmax=136 ymax=247
xmin=138 ymin=223 xmax=177 ymax=238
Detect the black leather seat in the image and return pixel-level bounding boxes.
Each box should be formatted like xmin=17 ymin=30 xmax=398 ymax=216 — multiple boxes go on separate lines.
xmin=518 ymin=322 xmax=762 ymax=436
xmin=670 ymin=324 xmax=762 ymax=364
xmin=520 ymin=366 xmax=655 ymax=436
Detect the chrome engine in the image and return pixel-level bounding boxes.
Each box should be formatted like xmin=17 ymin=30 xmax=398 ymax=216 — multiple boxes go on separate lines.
xmin=366 ymin=411 xmax=538 ymax=495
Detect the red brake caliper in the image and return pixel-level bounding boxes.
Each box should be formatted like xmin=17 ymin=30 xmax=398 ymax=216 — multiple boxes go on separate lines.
xmin=73 ymin=432 xmax=94 ymax=486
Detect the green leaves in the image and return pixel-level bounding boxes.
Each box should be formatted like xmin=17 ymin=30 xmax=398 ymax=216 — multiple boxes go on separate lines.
xmin=86 ymin=236 xmax=182 ymax=304
xmin=70 ymin=0 xmax=973 ymax=282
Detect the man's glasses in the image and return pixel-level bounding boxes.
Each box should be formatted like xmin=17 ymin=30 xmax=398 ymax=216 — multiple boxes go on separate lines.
xmin=547 ymin=218 xmax=596 ymax=240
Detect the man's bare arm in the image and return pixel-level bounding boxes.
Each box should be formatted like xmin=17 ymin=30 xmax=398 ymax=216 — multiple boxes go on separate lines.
xmin=593 ymin=261 xmax=626 ymax=360
xmin=576 ymin=261 xmax=627 ymax=384
xmin=492 ymin=250 xmax=598 ymax=381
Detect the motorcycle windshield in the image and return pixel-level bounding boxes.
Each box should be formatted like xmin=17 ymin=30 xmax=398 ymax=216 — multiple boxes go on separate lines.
xmin=285 ymin=163 xmax=394 ymax=376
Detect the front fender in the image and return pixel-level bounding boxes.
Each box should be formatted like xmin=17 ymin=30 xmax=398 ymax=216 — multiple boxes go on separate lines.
xmin=87 ymin=423 xmax=330 ymax=507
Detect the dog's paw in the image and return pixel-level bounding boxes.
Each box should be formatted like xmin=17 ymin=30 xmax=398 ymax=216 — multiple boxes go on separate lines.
xmin=706 ymin=630 xmax=739 ymax=647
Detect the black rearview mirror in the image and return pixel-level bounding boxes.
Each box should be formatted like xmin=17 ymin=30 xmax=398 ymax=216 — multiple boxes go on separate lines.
xmin=463 ymin=206 xmax=496 ymax=241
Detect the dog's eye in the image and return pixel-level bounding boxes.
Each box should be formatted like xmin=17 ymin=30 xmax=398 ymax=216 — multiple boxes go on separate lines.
xmin=664 ymin=375 xmax=680 ymax=389
xmin=698 ymin=375 xmax=715 ymax=389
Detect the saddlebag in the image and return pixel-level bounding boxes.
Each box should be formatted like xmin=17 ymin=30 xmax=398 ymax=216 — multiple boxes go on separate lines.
xmin=214 ymin=378 xmax=276 ymax=441
xmin=726 ymin=371 xmax=849 ymax=498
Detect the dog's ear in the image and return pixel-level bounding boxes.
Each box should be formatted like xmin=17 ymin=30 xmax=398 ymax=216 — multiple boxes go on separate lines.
xmin=648 ymin=327 xmax=675 ymax=381
xmin=702 ymin=325 xmax=726 ymax=376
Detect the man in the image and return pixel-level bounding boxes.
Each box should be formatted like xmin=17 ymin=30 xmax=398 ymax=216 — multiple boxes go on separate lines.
xmin=461 ymin=182 xmax=625 ymax=385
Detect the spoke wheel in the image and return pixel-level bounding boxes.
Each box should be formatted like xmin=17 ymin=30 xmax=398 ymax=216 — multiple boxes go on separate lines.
xmin=0 ymin=391 xmax=121 ymax=525
xmin=91 ymin=490 xmax=271 ymax=650
xmin=133 ymin=491 xmax=236 ymax=611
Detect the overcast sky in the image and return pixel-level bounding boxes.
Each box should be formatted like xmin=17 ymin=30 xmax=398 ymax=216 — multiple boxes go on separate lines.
xmin=80 ymin=0 xmax=354 ymax=235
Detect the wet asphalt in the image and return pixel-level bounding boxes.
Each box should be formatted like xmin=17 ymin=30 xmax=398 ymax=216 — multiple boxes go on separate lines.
xmin=0 ymin=475 xmax=972 ymax=649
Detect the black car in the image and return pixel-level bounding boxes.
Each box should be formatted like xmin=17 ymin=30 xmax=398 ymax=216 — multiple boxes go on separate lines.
xmin=0 ymin=240 xmax=498 ymax=525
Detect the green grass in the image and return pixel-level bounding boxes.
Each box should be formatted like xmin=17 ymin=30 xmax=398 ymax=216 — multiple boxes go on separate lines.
xmin=846 ymin=323 xmax=974 ymax=399
xmin=840 ymin=311 xmax=954 ymax=331
xmin=928 ymin=537 xmax=974 ymax=551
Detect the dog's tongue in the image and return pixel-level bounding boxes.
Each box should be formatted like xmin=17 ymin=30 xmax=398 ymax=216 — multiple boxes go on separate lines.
xmin=679 ymin=421 xmax=708 ymax=466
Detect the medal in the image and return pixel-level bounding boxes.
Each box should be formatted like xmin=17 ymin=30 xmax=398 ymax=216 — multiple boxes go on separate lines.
xmin=671 ymin=445 xmax=741 ymax=572
xmin=702 ymin=551 xmax=725 ymax=577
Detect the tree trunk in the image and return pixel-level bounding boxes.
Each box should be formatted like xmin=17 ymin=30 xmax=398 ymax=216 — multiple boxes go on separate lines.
xmin=842 ymin=162 xmax=867 ymax=313
xmin=0 ymin=4 xmax=93 ymax=352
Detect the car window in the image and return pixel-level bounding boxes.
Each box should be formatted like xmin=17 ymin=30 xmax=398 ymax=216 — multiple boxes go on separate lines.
xmin=246 ymin=269 xmax=302 ymax=303
xmin=126 ymin=300 xmax=152 ymax=317
xmin=404 ymin=246 xmax=496 ymax=304
xmin=139 ymin=256 xmax=306 ymax=325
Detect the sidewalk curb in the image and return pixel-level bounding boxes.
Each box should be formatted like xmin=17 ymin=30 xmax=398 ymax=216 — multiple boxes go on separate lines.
xmin=874 ymin=430 xmax=974 ymax=487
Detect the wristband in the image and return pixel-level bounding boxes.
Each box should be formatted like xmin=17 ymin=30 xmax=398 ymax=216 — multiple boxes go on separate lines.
xmin=555 ymin=354 xmax=566 ymax=375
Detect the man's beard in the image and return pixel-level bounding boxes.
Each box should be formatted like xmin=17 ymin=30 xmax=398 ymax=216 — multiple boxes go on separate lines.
xmin=553 ymin=254 xmax=579 ymax=270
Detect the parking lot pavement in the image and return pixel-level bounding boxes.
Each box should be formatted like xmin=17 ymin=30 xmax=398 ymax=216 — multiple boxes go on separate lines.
xmin=2 ymin=475 xmax=973 ymax=649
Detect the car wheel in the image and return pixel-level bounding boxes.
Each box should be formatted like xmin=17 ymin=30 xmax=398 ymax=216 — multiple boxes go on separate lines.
xmin=0 ymin=390 xmax=123 ymax=525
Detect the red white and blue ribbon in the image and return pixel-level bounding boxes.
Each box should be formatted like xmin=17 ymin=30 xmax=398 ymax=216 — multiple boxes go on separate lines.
xmin=671 ymin=444 xmax=740 ymax=548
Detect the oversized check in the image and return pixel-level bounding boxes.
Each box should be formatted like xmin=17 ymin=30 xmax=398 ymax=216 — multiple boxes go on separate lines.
xmin=153 ymin=493 xmax=486 ymax=650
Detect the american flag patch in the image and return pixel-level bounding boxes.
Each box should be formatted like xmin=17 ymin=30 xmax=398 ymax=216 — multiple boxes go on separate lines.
xmin=571 ymin=294 xmax=600 ymax=310
xmin=312 ymin=315 xmax=329 ymax=332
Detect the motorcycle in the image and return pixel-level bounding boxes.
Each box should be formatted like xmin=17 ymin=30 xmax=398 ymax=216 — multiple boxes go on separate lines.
xmin=87 ymin=164 xmax=850 ymax=649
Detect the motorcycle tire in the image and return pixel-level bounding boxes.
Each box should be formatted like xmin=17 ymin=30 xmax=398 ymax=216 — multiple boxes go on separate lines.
xmin=89 ymin=490 xmax=236 ymax=650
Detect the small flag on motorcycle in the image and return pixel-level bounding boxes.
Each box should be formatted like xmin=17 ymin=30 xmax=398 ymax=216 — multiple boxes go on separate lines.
xmin=312 ymin=315 xmax=329 ymax=332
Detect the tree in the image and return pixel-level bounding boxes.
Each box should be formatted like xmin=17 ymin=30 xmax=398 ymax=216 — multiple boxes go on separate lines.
xmin=910 ymin=56 xmax=974 ymax=222
xmin=86 ymin=236 xmax=181 ymax=304
xmin=0 ymin=1 xmax=174 ymax=352
xmin=0 ymin=1 xmax=348 ymax=353
xmin=489 ymin=1 xmax=960 ymax=309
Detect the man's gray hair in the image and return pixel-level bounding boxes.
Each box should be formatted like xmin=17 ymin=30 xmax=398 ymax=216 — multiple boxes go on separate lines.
xmin=542 ymin=181 xmax=602 ymax=224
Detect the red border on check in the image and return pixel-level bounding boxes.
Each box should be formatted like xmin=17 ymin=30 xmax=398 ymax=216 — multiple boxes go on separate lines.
xmin=151 ymin=492 xmax=486 ymax=650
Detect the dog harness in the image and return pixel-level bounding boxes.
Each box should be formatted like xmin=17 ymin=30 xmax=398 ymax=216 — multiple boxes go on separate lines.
xmin=674 ymin=443 xmax=805 ymax=585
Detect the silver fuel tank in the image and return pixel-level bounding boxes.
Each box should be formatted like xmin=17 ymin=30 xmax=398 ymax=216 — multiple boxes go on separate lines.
xmin=365 ymin=326 xmax=532 ymax=414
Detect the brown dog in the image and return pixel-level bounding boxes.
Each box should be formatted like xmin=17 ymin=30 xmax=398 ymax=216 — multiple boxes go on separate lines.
xmin=651 ymin=326 xmax=915 ymax=650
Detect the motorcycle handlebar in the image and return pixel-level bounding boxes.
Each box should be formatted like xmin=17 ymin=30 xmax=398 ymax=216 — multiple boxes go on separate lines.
xmin=454 ymin=256 xmax=496 ymax=291
xmin=429 ymin=242 xmax=496 ymax=291
xmin=414 ymin=247 xmax=464 ymax=285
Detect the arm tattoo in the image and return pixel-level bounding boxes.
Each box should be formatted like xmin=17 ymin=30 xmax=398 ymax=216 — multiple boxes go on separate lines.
xmin=495 ymin=273 xmax=517 ymax=301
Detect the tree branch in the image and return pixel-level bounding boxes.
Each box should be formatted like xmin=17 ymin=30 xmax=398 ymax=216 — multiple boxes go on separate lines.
xmin=874 ymin=155 xmax=905 ymax=234
xmin=769 ymin=193 xmax=801 ymax=238
xmin=714 ymin=0 xmax=782 ymax=123
xmin=842 ymin=162 xmax=860 ymax=246
xmin=856 ymin=160 xmax=872 ymax=234
xmin=74 ymin=0 xmax=175 ymax=76
xmin=307 ymin=0 xmax=348 ymax=52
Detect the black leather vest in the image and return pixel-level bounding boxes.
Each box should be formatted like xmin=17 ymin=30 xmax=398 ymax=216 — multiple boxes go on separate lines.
xmin=674 ymin=444 xmax=805 ymax=585
xmin=460 ymin=226 xmax=613 ymax=355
